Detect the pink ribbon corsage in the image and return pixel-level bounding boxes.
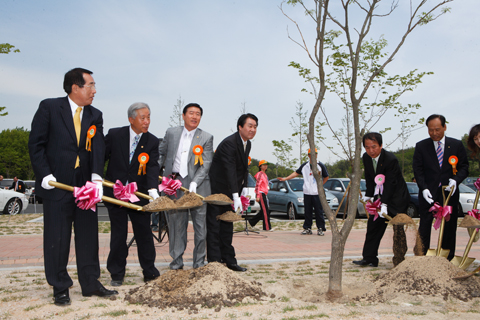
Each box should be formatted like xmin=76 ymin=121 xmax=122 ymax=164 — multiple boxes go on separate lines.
xmin=232 ymin=195 xmax=251 ymax=213
xmin=374 ymin=174 xmax=385 ymax=196
xmin=429 ymin=202 xmax=452 ymax=230
xmin=73 ymin=181 xmax=101 ymax=212
xmin=113 ymin=180 xmax=140 ymax=203
xmin=158 ymin=176 xmax=182 ymax=196
xmin=365 ymin=199 xmax=382 ymax=221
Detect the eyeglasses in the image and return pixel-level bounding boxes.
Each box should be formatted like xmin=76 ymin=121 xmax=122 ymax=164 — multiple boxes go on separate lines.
xmin=80 ymin=84 xmax=96 ymax=90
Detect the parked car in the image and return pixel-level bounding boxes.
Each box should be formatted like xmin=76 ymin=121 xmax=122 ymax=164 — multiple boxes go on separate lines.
xmin=267 ymin=178 xmax=339 ymax=220
xmin=244 ymin=173 xmax=260 ymax=215
xmin=0 ymin=178 xmax=13 ymax=189
xmin=323 ymin=178 xmax=366 ymax=218
xmin=0 ymin=188 xmax=29 ymax=215
xmin=406 ymin=182 xmax=420 ymax=218
xmin=458 ymin=183 xmax=480 ymax=216
xmin=23 ymin=180 xmax=42 ymax=204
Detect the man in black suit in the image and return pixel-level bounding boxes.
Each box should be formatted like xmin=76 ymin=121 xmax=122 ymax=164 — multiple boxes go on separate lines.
xmin=28 ymin=68 xmax=117 ymax=306
xmin=10 ymin=177 xmax=26 ymax=193
xmin=104 ymin=102 xmax=160 ymax=286
xmin=413 ymin=114 xmax=469 ymax=260
xmin=353 ymin=132 xmax=410 ymax=267
xmin=206 ymin=113 xmax=258 ymax=272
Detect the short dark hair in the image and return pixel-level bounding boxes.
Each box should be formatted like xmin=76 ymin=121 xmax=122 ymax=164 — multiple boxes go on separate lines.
xmin=362 ymin=132 xmax=383 ymax=147
xmin=183 ymin=103 xmax=203 ymax=116
xmin=468 ymin=124 xmax=480 ymax=157
xmin=63 ymin=68 xmax=93 ymax=94
xmin=426 ymin=114 xmax=446 ymax=127
xmin=237 ymin=113 xmax=258 ymax=131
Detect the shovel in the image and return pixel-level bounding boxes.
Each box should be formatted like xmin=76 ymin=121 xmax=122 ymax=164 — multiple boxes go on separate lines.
xmin=49 ymin=181 xmax=145 ymax=211
xmin=453 ymin=265 xmax=480 ymax=280
xmin=426 ymin=186 xmax=453 ymax=258
xmin=158 ymin=176 xmax=233 ymax=206
xmin=102 ymin=179 xmax=153 ymax=200
xmin=451 ymin=188 xmax=480 ymax=269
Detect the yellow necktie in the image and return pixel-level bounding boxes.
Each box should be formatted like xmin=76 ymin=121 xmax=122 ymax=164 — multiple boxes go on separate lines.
xmin=74 ymin=107 xmax=82 ymax=168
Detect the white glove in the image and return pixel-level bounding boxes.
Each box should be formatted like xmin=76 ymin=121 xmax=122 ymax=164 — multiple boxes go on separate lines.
xmin=41 ymin=174 xmax=56 ymax=190
xmin=232 ymin=192 xmax=242 ymax=212
xmin=445 ymin=178 xmax=457 ymax=194
xmin=189 ymin=182 xmax=197 ymax=194
xmin=93 ymin=180 xmax=103 ymax=199
xmin=362 ymin=196 xmax=373 ymax=203
xmin=241 ymin=188 xmax=248 ymax=197
xmin=422 ymin=189 xmax=434 ymax=204
xmin=148 ymin=189 xmax=159 ymax=202
xmin=379 ymin=203 xmax=388 ymax=218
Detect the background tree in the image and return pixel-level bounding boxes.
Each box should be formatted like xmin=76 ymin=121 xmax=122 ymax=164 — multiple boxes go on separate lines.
xmin=0 ymin=128 xmax=33 ymax=179
xmin=282 ymin=0 xmax=453 ymax=299
xmin=1 ymin=43 xmax=20 ymax=117
xmin=272 ymin=139 xmax=297 ymax=170
xmin=169 ymin=95 xmax=184 ymax=127
xmin=289 ymin=101 xmax=309 ymax=164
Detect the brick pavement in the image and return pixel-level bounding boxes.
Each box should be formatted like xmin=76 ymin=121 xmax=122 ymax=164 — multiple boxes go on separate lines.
xmin=1 ymin=220 xmax=479 ymax=270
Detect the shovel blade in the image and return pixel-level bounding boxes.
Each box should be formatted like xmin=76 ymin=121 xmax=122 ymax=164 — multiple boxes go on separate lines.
xmin=451 ymin=256 xmax=463 ymax=267
xmin=426 ymin=249 xmax=437 ymax=256
xmin=439 ymin=248 xmax=450 ymax=258
xmin=459 ymin=257 xmax=476 ymax=270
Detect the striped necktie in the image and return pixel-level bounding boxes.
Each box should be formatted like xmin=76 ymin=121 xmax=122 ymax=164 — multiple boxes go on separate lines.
xmin=129 ymin=135 xmax=140 ymax=163
xmin=437 ymin=141 xmax=443 ymax=167
xmin=373 ymin=158 xmax=377 ymax=172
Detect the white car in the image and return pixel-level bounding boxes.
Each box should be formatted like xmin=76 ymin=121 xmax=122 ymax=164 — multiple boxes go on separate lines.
xmin=0 ymin=188 xmax=29 ymax=215
xmin=244 ymin=173 xmax=260 ymax=215
xmin=458 ymin=183 xmax=480 ymax=216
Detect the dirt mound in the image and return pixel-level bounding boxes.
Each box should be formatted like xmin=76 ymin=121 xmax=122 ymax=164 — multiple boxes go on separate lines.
xmin=356 ymin=256 xmax=480 ymax=302
xmin=125 ymin=262 xmax=266 ymax=312
xmin=174 ymin=191 xmax=204 ymax=209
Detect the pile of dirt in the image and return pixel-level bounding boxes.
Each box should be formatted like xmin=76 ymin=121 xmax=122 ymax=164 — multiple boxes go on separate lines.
xmin=217 ymin=211 xmax=244 ymax=222
xmin=356 ymin=256 xmax=480 ymax=302
xmin=459 ymin=215 xmax=480 ymax=228
xmin=125 ymin=262 xmax=266 ymax=312
xmin=143 ymin=196 xmax=177 ymax=211
xmin=390 ymin=213 xmax=415 ymax=225
xmin=175 ymin=191 xmax=204 ymax=209
xmin=204 ymin=193 xmax=233 ymax=204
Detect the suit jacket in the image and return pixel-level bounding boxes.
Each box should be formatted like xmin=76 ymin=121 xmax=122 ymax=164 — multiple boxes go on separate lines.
xmin=413 ymin=136 xmax=469 ymax=210
xmin=28 ymin=96 xmax=105 ymax=200
xmin=158 ymin=126 xmax=213 ymax=197
xmin=104 ymin=126 xmax=160 ymax=206
xmin=363 ymin=149 xmax=410 ymax=214
xmin=10 ymin=180 xmax=26 ymax=193
xmin=209 ymin=132 xmax=250 ymax=196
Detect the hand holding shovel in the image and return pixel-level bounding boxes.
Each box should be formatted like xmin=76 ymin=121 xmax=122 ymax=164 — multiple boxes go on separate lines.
xmin=426 ymin=186 xmax=454 ymax=258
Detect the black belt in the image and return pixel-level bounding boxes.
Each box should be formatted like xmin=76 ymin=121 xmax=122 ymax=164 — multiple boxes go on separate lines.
xmin=171 ymin=172 xmax=180 ymax=180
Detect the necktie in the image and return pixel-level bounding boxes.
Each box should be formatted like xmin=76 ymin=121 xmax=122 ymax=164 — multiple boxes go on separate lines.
xmin=373 ymin=159 xmax=377 ymax=172
xmin=180 ymin=132 xmax=189 ymax=178
xmin=129 ymin=135 xmax=140 ymax=163
xmin=73 ymin=107 xmax=82 ymax=168
xmin=243 ymin=142 xmax=247 ymax=152
xmin=437 ymin=141 xmax=443 ymax=168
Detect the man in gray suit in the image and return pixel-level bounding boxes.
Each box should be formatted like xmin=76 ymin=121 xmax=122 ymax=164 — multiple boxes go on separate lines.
xmin=158 ymin=103 xmax=213 ymax=269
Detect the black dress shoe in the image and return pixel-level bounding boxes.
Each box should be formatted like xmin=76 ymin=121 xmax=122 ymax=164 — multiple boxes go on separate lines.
xmin=83 ymin=286 xmax=118 ymax=297
xmin=54 ymin=291 xmax=71 ymax=306
xmin=227 ymin=264 xmax=247 ymax=272
xmin=144 ymin=275 xmax=159 ymax=283
xmin=352 ymin=259 xmax=378 ymax=267
xmin=110 ymin=279 xmax=123 ymax=287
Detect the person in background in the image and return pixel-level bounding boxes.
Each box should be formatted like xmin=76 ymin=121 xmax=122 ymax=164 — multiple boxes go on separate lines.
xmin=10 ymin=176 xmax=26 ymax=193
xmin=249 ymin=160 xmax=272 ymax=231
xmin=278 ymin=148 xmax=328 ymax=236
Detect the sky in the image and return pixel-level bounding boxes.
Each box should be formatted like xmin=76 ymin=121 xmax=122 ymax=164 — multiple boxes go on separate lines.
xmin=1 ymin=0 xmax=478 ymax=168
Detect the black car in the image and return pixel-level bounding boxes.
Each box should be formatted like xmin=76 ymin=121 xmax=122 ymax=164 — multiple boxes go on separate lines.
xmin=405 ymin=182 xmax=419 ymax=218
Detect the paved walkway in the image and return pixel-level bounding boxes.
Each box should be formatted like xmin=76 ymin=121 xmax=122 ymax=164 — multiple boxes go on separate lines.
xmin=1 ymin=219 xmax=479 ymax=270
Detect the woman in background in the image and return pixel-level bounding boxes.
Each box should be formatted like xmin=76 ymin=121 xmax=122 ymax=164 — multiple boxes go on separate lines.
xmin=249 ymin=160 xmax=272 ymax=231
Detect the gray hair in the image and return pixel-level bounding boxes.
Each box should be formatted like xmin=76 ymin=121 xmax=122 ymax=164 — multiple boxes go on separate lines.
xmin=128 ymin=102 xmax=150 ymax=119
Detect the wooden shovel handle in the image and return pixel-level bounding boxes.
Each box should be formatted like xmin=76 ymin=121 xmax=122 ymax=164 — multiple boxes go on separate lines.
xmin=48 ymin=181 xmax=145 ymax=211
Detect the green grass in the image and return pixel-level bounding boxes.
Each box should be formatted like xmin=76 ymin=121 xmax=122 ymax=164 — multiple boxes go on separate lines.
xmin=283 ymin=306 xmax=295 ymax=313
xmin=101 ymin=310 xmax=128 ymax=317
xmin=299 ymin=305 xmax=318 ymax=310
xmin=279 ymin=296 xmax=290 ymax=302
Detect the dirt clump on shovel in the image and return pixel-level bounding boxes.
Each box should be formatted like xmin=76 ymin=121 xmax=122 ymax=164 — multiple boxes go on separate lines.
xmin=356 ymin=256 xmax=480 ymax=302
xmin=143 ymin=196 xmax=176 ymax=211
xmin=125 ymin=262 xmax=266 ymax=312
xmin=174 ymin=191 xmax=204 ymax=209
xmin=204 ymin=193 xmax=233 ymax=203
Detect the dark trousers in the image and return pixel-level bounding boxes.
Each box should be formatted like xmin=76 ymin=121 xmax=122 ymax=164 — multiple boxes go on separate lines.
xmin=249 ymin=193 xmax=271 ymax=230
xmin=206 ymin=203 xmax=236 ymax=265
xmin=43 ymin=170 xmax=101 ymax=296
xmin=106 ymin=204 xmax=159 ymax=280
xmin=418 ymin=187 xmax=458 ymax=260
xmin=303 ymin=194 xmax=326 ymax=231
xmin=362 ymin=215 xmax=389 ymax=264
